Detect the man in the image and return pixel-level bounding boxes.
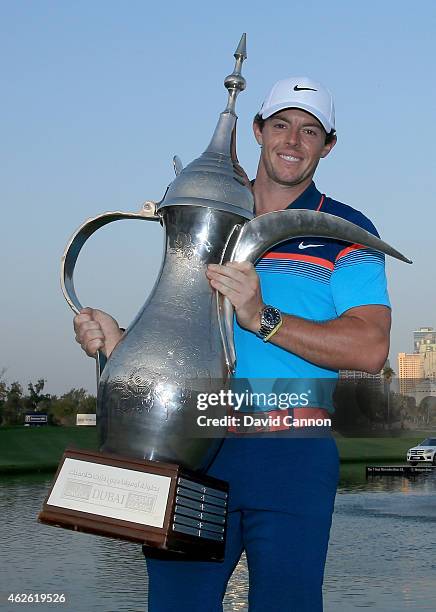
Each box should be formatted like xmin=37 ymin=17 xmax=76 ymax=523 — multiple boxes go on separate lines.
xmin=74 ymin=76 xmax=390 ymax=611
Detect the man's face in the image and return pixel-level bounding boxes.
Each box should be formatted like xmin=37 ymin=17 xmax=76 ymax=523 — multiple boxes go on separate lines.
xmin=253 ymin=108 xmax=336 ymax=187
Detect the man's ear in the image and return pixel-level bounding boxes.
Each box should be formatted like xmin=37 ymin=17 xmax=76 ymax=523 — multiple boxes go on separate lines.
xmin=321 ymin=134 xmax=337 ymax=159
xmin=253 ymin=121 xmax=263 ymax=146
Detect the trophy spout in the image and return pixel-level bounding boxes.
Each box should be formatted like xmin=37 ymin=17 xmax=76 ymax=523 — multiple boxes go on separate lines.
xmin=218 ymin=209 xmax=412 ymax=373
xmin=229 ymin=209 xmax=412 ymax=265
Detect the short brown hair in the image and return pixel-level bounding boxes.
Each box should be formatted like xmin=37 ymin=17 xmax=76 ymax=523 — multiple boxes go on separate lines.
xmin=253 ymin=112 xmax=336 ymax=145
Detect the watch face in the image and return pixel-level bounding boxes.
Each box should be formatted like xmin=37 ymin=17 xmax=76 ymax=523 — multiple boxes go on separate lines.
xmin=263 ymin=307 xmax=281 ymax=327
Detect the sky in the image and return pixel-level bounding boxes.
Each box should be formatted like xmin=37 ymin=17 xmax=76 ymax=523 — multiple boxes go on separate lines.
xmin=1 ymin=0 xmax=435 ymax=395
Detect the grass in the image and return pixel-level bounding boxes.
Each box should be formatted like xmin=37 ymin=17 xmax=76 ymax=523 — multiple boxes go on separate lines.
xmin=334 ymin=434 xmax=432 ymax=464
xmin=0 ymin=427 xmax=433 ymax=474
xmin=0 ymin=426 xmax=98 ymax=474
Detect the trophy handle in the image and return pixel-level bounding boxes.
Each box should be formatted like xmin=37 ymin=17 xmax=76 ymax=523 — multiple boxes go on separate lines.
xmin=220 ymin=209 xmax=412 ymax=374
xmin=217 ymin=224 xmax=244 ymax=374
xmin=173 ymin=155 xmax=183 ymax=176
xmin=61 ymin=202 xmax=160 ymax=379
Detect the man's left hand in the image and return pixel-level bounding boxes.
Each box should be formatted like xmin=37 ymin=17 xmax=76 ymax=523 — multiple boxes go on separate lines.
xmin=206 ymin=262 xmax=264 ymax=333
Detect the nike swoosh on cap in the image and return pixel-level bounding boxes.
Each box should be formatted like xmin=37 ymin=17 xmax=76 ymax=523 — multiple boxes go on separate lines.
xmin=293 ymin=85 xmax=317 ymax=92
xmin=298 ymin=242 xmax=324 ymax=249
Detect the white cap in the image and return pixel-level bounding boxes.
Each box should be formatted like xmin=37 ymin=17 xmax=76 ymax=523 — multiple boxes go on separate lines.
xmin=259 ymin=76 xmax=335 ymax=133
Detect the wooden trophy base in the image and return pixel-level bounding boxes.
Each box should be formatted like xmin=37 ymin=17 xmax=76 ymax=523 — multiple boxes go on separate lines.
xmin=38 ymin=448 xmax=228 ymax=561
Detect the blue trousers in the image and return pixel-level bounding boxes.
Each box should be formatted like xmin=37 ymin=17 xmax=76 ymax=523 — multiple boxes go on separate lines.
xmin=146 ymin=436 xmax=339 ymax=611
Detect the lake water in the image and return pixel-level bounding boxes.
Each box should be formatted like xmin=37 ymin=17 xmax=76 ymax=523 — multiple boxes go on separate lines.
xmin=1 ymin=466 xmax=435 ymax=611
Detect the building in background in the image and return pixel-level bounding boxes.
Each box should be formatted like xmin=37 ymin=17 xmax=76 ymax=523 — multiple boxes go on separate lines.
xmin=421 ymin=345 xmax=436 ymax=380
xmin=395 ymin=328 xmax=436 ymax=402
xmin=339 ymin=369 xmax=383 ymax=381
xmin=339 ymin=364 xmax=385 ymax=390
xmin=343 ymin=327 xmax=436 ymax=397
xmin=398 ymin=352 xmax=424 ymax=395
xmin=413 ymin=327 xmax=436 ymax=353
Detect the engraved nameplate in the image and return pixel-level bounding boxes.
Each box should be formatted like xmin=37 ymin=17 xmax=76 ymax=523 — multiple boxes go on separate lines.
xmin=176 ymin=486 xmax=227 ymax=508
xmin=178 ymin=477 xmax=228 ymax=500
xmin=175 ymin=495 xmax=227 ymax=516
xmin=172 ymin=523 xmax=224 ymax=542
xmin=47 ymin=458 xmax=171 ymax=528
xmin=174 ymin=504 xmax=226 ymax=524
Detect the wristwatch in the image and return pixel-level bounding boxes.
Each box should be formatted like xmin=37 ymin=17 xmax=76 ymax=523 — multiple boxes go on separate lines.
xmin=256 ymin=305 xmax=282 ymax=341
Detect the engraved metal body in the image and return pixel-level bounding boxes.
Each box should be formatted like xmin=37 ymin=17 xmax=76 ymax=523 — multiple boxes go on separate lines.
xmin=97 ymin=206 xmax=247 ymax=470
xmin=62 ymin=34 xmax=411 ymax=472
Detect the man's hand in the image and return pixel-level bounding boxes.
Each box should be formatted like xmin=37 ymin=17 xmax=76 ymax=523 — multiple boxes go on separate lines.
xmin=206 ymin=262 xmax=264 ymax=333
xmin=73 ymin=307 xmax=124 ymax=358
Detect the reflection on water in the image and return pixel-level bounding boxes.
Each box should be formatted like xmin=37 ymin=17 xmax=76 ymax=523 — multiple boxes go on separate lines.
xmin=0 ymin=474 xmax=148 ymax=611
xmin=325 ymin=467 xmax=436 ymax=611
xmin=0 ymin=469 xmax=435 ymax=611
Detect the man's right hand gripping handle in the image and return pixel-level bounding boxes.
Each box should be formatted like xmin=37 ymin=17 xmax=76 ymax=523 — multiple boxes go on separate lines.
xmin=73 ymin=307 xmax=123 ymax=359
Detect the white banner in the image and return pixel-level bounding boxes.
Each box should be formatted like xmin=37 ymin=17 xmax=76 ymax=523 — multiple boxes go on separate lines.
xmin=76 ymin=414 xmax=96 ymax=426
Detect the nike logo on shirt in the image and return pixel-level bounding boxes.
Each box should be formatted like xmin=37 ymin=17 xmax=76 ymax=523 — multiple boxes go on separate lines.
xmin=298 ymin=242 xmax=324 ymax=249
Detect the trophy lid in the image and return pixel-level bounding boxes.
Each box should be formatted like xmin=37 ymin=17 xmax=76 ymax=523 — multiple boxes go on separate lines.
xmin=157 ymin=34 xmax=254 ymax=220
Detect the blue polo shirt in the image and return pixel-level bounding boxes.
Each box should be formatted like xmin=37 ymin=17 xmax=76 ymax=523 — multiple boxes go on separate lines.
xmin=233 ymin=181 xmax=390 ymax=412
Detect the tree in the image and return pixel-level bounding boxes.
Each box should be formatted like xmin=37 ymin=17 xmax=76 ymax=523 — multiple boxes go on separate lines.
xmin=49 ymin=388 xmax=96 ymax=426
xmin=0 ymin=373 xmax=97 ymax=427
xmin=0 ymin=368 xmax=7 ymax=426
xmin=24 ymin=379 xmax=51 ymax=412
xmin=382 ymin=365 xmax=396 ymax=426
xmin=2 ymin=381 xmax=24 ymax=426
xmin=419 ymin=396 xmax=436 ymax=426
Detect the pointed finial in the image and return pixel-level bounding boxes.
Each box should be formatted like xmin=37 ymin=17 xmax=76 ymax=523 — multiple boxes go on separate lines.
xmin=157 ymin=33 xmax=254 ymax=221
xmin=234 ymin=32 xmax=247 ymax=60
xmin=224 ymin=33 xmax=247 ymax=114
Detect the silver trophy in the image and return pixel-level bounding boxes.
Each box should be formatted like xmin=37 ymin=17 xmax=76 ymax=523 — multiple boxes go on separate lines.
xmin=39 ymin=34 xmax=410 ymax=559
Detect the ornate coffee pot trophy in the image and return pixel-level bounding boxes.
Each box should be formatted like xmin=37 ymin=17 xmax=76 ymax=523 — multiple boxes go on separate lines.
xmin=39 ymin=34 xmax=411 ymax=561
